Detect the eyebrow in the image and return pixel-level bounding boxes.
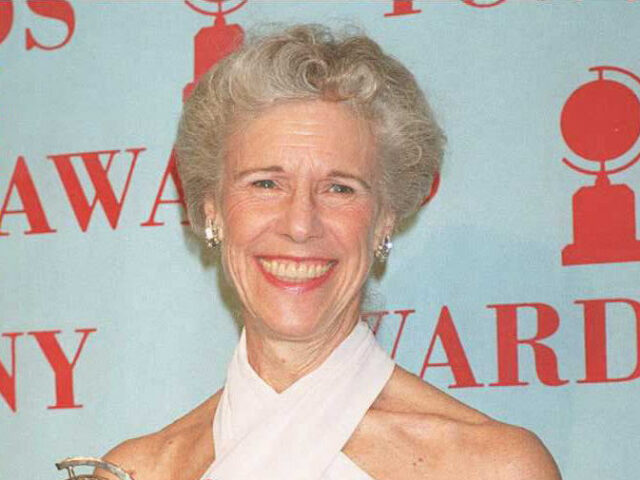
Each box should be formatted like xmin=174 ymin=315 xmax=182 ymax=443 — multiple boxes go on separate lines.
xmin=234 ymin=166 xmax=284 ymax=181
xmin=327 ymin=170 xmax=372 ymax=191
xmin=234 ymin=166 xmax=371 ymax=191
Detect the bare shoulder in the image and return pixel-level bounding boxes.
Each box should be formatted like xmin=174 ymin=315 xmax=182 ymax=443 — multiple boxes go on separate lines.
xmin=95 ymin=390 xmax=222 ymax=480
xmin=344 ymin=367 xmax=561 ymax=480
xmin=482 ymin=422 xmax=562 ymax=480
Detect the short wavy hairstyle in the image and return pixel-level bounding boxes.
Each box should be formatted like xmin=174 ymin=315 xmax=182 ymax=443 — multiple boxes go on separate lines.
xmin=175 ymin=24 xmax=445 ymax=238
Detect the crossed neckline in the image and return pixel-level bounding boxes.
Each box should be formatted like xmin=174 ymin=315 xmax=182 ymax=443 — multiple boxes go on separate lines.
xmin=199 ymin=321 xmax=394 ymax=479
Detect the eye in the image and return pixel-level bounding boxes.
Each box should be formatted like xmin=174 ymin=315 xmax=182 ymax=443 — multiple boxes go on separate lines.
xmin=328 ymin=184 xmax=355 ymax=194
xmin=252 ymin=179 xmax=277 ymax=189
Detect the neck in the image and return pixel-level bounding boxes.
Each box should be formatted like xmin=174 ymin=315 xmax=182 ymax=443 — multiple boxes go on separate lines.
xmin=243 ymin=308 xmax=361 ymax=393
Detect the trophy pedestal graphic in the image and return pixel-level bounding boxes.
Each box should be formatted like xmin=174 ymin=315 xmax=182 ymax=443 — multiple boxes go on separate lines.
xmin=183 ymin=1 xmax=246 ymax=101
xmin=563 ymin=179 xmax=640 ymax=265
xmin=560 ymin=65 xmax=640 ymax=266
xmin=183 ymin=19 xmax=243 ymax=101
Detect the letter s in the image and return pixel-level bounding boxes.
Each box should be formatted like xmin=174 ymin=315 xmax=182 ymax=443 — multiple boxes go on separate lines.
xmin=0 ymin=0 xmax=13 ymax=46
xmin=25 ymin=0 xmax=75 ymax=51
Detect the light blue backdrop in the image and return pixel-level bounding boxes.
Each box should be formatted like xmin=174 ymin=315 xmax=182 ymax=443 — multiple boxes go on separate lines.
xmin=1 ymin=1 xmax=639 ymax=479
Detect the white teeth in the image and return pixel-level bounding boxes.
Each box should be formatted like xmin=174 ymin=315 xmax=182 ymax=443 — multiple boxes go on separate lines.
xmin=259 ymin=259 xmax=332 ymax=281
xmin=297 ymin=263 xmax=308 ymax=277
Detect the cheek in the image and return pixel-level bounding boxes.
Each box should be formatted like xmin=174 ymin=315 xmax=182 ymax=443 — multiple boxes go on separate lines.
xmin=222 ymin=192 xmax=273 ymax=243
xmin=325 ymin=203 xmax=378 ymax=255
xmin=219 ymin=193 xmax=274 ymax=284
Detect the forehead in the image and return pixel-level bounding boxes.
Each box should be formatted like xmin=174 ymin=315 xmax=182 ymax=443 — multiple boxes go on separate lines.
xmin=225 ymin=100 xmax=377 ymax=175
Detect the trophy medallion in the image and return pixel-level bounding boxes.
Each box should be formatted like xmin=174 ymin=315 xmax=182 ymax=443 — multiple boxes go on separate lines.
xmin=561 ymin=65 xmax=640 ymax=265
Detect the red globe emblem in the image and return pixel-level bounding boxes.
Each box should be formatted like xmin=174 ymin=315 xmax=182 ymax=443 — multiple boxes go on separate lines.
xmin=561 ymin=79 xmax=640 ymax=162
xmin=560 ymin=65 xmax=640 ymax=266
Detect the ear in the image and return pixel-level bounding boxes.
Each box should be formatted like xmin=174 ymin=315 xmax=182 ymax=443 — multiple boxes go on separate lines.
xmin=203 ymin=196 xmax=224 ymax=241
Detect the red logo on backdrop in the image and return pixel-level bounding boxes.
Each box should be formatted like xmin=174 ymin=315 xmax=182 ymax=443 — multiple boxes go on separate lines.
xmin=561 ymin=66 xmax=640 ymax=266
xmin=183 ymin=0 xmax=247 ymax=100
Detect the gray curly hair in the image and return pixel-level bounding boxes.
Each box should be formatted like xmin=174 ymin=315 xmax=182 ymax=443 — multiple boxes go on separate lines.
xmin=175 ymin=24 xmax=445 ymax=237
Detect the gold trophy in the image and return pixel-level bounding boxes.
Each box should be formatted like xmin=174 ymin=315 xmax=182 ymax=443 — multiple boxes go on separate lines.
xmin=55 ymin=457 xmax=134 ymax=480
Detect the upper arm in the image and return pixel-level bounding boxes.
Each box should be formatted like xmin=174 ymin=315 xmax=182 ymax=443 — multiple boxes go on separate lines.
xmin=497 ymin=427 xmax=562 ymax=480
xmin=93 ymin=437 xmax=154 ymax=480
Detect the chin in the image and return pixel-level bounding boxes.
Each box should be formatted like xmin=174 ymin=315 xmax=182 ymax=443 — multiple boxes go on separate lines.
xmin=256 ymin=309 xmax=327 ymax=340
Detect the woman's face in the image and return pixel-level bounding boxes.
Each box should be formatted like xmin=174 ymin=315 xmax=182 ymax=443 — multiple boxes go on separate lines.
xmin=209 ymin=100 xmax=393 ymax=340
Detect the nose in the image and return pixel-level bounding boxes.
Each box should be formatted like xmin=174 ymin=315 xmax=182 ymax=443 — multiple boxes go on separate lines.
xmin=279 ymin=185 xmax=323 ymax=243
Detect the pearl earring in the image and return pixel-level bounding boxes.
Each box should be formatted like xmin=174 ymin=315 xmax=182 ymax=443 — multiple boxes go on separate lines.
xmin=204 ymin=218 xmax=221 ymax=249
xmin=374 ymin=235 xmax=393 ymax=262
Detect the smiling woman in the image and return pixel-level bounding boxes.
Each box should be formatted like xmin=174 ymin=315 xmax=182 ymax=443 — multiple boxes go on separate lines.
xmin=96 ymin=24 xmax=561 ymax=480
xmin=212 ymin=100 xmax=386 ymax=343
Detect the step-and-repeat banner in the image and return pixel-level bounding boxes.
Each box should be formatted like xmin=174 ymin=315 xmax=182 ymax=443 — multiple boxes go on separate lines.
xmin=2 ymin=1 xmax=639 ymax=478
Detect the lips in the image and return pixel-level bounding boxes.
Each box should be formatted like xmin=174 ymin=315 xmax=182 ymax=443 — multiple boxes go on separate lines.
xmin=256 ymin=256 xmax=337 ymax=291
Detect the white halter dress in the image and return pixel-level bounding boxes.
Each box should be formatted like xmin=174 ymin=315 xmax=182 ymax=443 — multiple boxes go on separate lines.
xmin=198 ymin=321 xmax=395 ymax=480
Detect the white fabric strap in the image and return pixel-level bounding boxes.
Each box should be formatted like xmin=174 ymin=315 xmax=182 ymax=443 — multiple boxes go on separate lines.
xmin=200 ymin=321 xmax=395 ymax=480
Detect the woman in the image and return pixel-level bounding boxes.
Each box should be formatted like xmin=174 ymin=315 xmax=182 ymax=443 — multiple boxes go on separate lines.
xmin=98 ymin=25 xmax=561 ymax=480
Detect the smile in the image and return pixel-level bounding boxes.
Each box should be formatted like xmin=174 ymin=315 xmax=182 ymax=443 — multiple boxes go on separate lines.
xmin=256 ymin=256 xmax=337 ymax=291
